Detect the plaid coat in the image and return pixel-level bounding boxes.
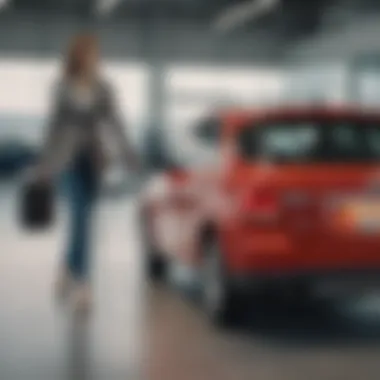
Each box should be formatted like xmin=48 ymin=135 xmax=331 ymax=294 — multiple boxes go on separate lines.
xmin=39 ymin=77 xmax=131 ymax=177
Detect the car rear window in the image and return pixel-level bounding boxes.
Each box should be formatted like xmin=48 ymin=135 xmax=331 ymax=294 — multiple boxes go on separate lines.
xmin=238 ymin=120 xmax=380 ymax=163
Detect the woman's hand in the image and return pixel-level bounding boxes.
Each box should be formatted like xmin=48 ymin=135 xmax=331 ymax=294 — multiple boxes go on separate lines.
xmin=24 ymin=164 xmax=52 ymax=185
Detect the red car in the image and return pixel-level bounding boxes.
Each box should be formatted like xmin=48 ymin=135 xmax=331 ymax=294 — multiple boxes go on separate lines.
xmin=140 ymin=106 xmax=380 ymax=325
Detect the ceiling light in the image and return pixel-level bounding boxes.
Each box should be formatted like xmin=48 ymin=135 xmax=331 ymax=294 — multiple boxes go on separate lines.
xmin=95 ymin=0 xmax=122 ymax=16
xmin=214 ymin=0 xmax=280 ymax=32
xmin=0 ymin=0 xmax=10 ymax=10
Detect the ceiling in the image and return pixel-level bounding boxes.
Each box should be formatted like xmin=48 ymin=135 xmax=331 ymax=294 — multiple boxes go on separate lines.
xmin=4 ymin=0 xmax=380 ymax=60
xmin=8 ymin=0 xmax=329 ymax=22
xmin=8 ymin=0 xmax=379 ymax=31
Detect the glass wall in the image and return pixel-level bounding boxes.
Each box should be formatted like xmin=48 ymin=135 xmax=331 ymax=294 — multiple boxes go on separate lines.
xmin=281 ymin=63 xmax=348 ymax=105
xmin=0 ymin=58 xmax=149 ymax=147
xmin=163 ymin=65 xmax=285 ymax=166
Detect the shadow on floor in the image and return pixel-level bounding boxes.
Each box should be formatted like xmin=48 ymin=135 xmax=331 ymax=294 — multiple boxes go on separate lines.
xmin=65 ymin=316 xmax=92 ymax=380
xmin=172 ymin=277 xmax=380 ymax=349
xmin=234 ymin=293 xmax=380 ymax=348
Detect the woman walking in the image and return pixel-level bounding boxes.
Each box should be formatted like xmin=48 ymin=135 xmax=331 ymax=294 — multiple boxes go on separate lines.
xmin=33 ymin=33 xmax=138 ymax=312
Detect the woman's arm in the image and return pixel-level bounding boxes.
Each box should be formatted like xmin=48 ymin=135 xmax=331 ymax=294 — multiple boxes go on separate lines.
xmin=102 ymin=82 xmax=140 ymax=169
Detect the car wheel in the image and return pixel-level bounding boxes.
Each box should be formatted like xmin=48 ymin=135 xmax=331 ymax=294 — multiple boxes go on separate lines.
xmin=283 ymin=280 xmax=314 ymax=306
xmin=201 ymin=237 xmax=241 ymax=327
xmin=139 ymin=209 xmax=167 ymax=282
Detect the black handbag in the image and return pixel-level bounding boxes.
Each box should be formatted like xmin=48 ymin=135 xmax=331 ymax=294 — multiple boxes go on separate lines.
xmin=20 ymin=180 xmax=55 ymax=230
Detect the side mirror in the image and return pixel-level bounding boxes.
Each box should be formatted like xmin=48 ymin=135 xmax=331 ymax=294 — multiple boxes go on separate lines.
xmin=193 ymin=118 xmax=220 ymax=145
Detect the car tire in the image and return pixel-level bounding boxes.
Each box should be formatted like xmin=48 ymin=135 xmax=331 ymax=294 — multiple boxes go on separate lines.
xmin=146 ymin=250 xmax=167 ymax=281
xmin=201 ymin=236 xmax=242 ymax=327
xmin=283 ymin=280 xmax=314 ymax=307
xmin=139 ymin=209 xmax=167 ymax=282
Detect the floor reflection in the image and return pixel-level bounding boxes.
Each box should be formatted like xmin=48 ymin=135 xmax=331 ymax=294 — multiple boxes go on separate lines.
xmin=0 ymin=185 xmax=142 ymax=380
xmin=65 ymin=315 xmax=92 ymax=380
xmin=148 ymin=274 xmax=380 ymax=380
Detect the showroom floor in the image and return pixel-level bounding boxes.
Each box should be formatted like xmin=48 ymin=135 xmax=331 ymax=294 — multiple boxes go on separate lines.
xmin=0 ymin=185 xmax=143 ymax=380
xmin=2 ymin=183 xmax=380 ymax=380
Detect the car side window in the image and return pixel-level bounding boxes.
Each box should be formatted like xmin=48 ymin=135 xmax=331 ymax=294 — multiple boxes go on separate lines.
xmin=238 ymin=125 xmax=259 ymax=159
xmin=366 ymin=126 xmax=380 ymax=157
xmin=261 ymin=124 xmax=319 ymax=159
xmin=328 ymin=124 xmax=361 ymax=158
xmin=238 ymin=121 xmax=321 ymax=162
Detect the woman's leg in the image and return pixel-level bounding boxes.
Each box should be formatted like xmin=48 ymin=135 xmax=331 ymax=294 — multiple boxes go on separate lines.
xmin=66 ymin=170 xmax=96 ymax=282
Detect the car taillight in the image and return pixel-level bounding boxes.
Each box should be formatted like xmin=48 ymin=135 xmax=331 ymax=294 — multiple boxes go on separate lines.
xmin=241 ymin=187 xmax=279 ymax=220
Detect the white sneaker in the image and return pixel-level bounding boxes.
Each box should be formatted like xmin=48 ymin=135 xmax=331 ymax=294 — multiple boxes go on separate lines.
xmin=72 ymin=283 xmax=92 ymax=314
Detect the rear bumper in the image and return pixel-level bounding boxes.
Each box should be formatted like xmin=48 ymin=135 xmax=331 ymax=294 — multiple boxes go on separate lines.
xmin=221 ymin=228 xmax=380 ymax=279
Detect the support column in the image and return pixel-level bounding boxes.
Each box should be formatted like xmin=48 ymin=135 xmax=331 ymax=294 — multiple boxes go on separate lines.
xmin=140 ymin=14 xmax=168 ymax=171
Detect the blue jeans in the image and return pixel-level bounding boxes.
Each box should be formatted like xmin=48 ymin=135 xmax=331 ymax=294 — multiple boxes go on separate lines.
xmin=65 ymin=154 xmax=98 ymax=280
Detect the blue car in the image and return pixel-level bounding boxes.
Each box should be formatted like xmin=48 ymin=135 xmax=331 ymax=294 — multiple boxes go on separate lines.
xmin=0 ymin=140 xmax=38 ymax=179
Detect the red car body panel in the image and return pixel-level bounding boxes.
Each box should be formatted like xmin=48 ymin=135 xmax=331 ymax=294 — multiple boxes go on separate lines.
xmin=142 ymin=106 xmax=380 ymax=278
